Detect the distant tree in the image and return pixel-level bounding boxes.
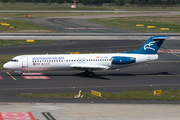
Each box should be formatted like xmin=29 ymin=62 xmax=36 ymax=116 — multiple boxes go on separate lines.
xmin=94 ymin=0 xmax=102 ymax=5
xmin=115 ymin=0 xmax=125 ymax=5
xmin=177 ymin=0 xmax=180 ymax=3
xmin=32 ymin=0 xmax=39 ymax=3
xmin=82 ymin=0 xmax=90 ymax=4
xmin=129 ymin=0 xmax=136 ymax=4
xmin=51 ymin=0 xmax=56 ymax=3
xmin=47 ymin=0 xmax=51 ymax=3
xmin=129 ymin=0 xmax=150 ymax=4
xmin=151 ymin=0 xmax=163 ymax=4
xmin=81 ymin=0 xmax=105 ymax=5
xmin=40 ymin=0 xmax=47 ymax=3
xmin=25 ymin=0 xmax=32 ymax=2
xmin=102 ymin=0 xmax=114 ymax=3
xmin=166 ymin=0 xmax=176 ymax=5
xmin=2 ymin=0 xmax=9 ymax=3
xmin=10 ymin=0 xmax=16 ymax=3
xmin=120 ymin=0 xmax=125 ymax=5
xmin=57 ymin=0 xmax=64 ymax=3
xmin=138 ymin=0 xmax=149 ymax=4
xmin=66 ymin=0 xmax=71 ymax=2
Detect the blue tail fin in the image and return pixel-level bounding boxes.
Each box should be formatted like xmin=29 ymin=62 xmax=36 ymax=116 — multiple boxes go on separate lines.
xmin=137 ymin=35 xmax=169 ymax=54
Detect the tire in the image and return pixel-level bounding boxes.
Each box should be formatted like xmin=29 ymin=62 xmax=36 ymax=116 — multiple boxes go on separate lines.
xmin=88 ymin=72 xmax=93 ymax=77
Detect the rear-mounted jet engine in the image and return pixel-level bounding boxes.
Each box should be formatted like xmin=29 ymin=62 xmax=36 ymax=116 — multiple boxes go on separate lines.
xmin=112 ymin=56 xmax=136 ymax=64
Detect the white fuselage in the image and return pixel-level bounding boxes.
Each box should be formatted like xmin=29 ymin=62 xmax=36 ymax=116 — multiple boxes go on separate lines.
xmin=3 ymin=53 xmax=158 ymax=72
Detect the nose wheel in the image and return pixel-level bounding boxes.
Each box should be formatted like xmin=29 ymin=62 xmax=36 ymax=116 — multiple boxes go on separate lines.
xmin=20 ymin=73 xmax=23 ymax=76
xmin=85 ymin=70 xmax=94 ymax=77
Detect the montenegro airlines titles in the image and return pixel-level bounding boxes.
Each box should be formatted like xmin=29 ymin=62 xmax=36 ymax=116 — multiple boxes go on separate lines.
xmin=3 ymin=35 xmax=169 ymax=77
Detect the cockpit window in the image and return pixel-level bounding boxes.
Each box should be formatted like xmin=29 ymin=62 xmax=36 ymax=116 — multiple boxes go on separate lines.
xmin=10 ymin=59 xmax=18 ymax=62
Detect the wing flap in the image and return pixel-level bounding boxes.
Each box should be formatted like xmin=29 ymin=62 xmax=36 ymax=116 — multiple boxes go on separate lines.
xmin=70 ymin=64 xmax=109 ymax=70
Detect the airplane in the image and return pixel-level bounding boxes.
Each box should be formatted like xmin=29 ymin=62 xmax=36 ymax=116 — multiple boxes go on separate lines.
xmin=3 ymin=35 xmax=169 ymax=77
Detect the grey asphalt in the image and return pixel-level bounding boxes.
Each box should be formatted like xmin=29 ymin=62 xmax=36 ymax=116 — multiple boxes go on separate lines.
xmin=1 ymin=33 xmax=180 ymax=40
xmin=0 ymin=39 xmax=146 ymax=55
xmin=12 ymin=17 xmax=138 ymax=33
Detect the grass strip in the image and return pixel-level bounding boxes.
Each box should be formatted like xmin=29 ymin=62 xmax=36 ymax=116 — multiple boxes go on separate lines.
xmin=17 ymin=90 xmax=180 ymax=100
xmin=0 ymin=19 xmax=56 ymax=33
xmin=0 ymin=12 xmax=141 ymax=18
xmin=90 ymin=16 xmax=180 ymax=33
xmin=0 ymin=40 xmax=58 ymax=46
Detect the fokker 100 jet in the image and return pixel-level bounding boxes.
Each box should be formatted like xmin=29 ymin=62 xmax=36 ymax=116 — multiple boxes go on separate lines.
xmin=3 ymin=35 xmax=169 ymax=77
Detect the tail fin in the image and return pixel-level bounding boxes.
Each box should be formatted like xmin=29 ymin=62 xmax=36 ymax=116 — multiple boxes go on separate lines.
xmin=137 ymin=35 xmax=169 ymax=54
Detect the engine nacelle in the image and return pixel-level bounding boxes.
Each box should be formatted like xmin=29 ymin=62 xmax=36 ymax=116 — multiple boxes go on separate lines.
xmin=112 ymin=56 xmax=136 ymax=64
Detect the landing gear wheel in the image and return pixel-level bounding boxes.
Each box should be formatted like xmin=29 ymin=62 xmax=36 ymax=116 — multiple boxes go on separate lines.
xmin=20 ymin=73 xmax=23 ymax=76
xmin=88 ymin=72 xmax=94 ymax=77
xmin=84 ymin=70 xmax=94 ymax=77
xmin=85 ymin=70 xmax=89 ymax=76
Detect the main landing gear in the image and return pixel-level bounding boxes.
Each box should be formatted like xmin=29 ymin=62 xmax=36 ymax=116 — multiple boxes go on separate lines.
xmin=85 ymin=70 xmax=94 ymax=77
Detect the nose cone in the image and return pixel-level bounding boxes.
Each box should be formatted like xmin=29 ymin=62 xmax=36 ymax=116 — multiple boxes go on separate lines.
xmin=3 ymin=63 xmax=10 ymax=69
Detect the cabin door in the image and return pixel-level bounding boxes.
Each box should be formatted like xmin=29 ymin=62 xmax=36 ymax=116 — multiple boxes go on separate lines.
xmin=22 ymin=56 xmax=28 ymax=68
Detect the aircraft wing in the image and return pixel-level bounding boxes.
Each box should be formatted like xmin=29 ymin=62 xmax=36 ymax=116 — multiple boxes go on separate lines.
xmin=70 ymin=64 xmax=109 ymax=70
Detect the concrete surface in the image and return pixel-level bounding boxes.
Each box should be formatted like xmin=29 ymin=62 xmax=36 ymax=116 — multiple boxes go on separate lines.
xmin=0 ymin=103 xmax=180 ymax=120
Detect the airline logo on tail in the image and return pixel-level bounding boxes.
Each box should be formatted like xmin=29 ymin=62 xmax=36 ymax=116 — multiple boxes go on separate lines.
xmin=144 ymin=41 xmax=159 ymax=51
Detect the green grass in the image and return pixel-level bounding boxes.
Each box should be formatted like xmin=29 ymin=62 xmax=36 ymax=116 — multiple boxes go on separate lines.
xmin=90 ymin=16 xmax=180 ymax=33
xmin=17 ymin=90 xmax=180 ymax=100
xmin=0 ymin=12 xmax=142 ymax=18
xmin=0 ymin=19 xmax=56 ymax=33
xmin=0 ymin=40 xmax=58 ymax=46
